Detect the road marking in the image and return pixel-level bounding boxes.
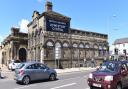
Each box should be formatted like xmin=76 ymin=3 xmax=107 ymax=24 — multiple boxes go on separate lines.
xmin=50 ymin=83 xmax=77 ymax=89
xmin=48 ymin=75 xmax=88 ymax=86
xmin=14 ymin=84 xmax=37 ymax=89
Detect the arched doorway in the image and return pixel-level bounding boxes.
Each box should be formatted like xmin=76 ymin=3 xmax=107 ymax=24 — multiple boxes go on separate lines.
xmin=19 ymin=48 xmax=27 ymax=62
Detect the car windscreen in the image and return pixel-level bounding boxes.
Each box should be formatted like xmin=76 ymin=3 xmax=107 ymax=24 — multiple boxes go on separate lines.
xmin=98 ymin=62 xmax=119 ymax=72
xmin=16 ymin=63 xmax=25 ymax=69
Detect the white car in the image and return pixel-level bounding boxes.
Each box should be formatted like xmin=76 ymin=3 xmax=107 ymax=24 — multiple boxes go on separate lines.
xmin=8 ymin=60 xmax=21 ymax=70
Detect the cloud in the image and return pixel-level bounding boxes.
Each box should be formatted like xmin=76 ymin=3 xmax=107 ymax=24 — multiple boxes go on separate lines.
xmin=18 ymin=19 xmax=29 ymax=33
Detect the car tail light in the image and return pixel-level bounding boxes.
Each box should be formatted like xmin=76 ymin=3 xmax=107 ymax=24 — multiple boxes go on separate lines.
xmin=19 ymin=70 xmax=25 ymax=75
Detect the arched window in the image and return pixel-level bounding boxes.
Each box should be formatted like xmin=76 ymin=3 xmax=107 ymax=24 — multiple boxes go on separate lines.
xmin=47 ymin=41 xmax=54 ymax=47
xmin=55 ymin=42 xmax=61 ymax=47
xmin=73 ymin=43 xmax=78 ymax=48
xmin=94 ymin=44 xmax=98 ymax=49
xmin=63 ymin=42 xmax=69 ymax=47
xmin=85 ymin=43 xmax=90 ymax=48
xmin=79 ymin=43 xmax=84 ymax=48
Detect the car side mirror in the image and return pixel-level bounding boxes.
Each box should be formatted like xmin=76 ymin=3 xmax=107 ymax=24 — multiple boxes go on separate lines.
xmin=44 ymin=68 xmax=47 ymax=72
xmin=121 ymin=67 xmax=125 ymax=71
xmin=121 ymin=68 xmax=127 ymax=75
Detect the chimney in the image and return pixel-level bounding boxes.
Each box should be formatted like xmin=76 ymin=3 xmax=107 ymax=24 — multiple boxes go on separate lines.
xmin=45 ymin=1 xmax=53 ymax=12
xmin=11 ymin=27 xmax=20 ymax=35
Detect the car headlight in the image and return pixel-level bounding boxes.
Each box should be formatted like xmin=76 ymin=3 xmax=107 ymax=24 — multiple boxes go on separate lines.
xmin=89 ymin=73 xmax=93 ymax=79
xmin=104 ymin=76 xmax=113 ymax=81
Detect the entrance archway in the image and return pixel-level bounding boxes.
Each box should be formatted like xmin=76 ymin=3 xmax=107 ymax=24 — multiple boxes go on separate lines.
xmin=19 ymin=48 xmax=27 ymax=62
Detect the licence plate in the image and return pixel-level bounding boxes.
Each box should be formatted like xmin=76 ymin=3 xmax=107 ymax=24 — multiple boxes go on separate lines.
xmin=93 ymin=83 xmax=101 ymax=87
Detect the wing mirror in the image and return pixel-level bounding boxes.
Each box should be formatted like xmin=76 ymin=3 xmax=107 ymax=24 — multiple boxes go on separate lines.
xmin=121 ymin=67 xmax=127 ymax=75
xmin=96 ymin=63 xmax=102 ymax=70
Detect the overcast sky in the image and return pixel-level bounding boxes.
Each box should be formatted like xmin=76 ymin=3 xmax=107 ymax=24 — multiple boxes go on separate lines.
xmin=0 ymin=0 xmax=128 ymax=45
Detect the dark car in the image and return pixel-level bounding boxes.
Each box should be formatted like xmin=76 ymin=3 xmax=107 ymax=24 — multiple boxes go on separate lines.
xmin=14 ymin=62 xmax=57 ymax=85
xmin=87 ymin=60 xmax=128 ymax=89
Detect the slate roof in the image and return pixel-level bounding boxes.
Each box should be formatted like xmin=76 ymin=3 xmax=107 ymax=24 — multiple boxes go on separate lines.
xmin=28 ymin=10 xmax=71 ymax=27
xmin=114 ymin=38 xmax=128 ymax=44
xmin=42 ymin=11 xmax=71 ymax=20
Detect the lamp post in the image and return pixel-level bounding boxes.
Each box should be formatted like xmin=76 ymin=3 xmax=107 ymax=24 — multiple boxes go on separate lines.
xmin=107 ymin=15 xmax=118 ymax=59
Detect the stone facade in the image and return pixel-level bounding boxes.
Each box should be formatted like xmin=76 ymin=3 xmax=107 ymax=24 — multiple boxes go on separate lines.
xmin=0 ymin=27 xmax=28 ymax=66
xmin=0 ymin=46 xmax=2 ymax=64
xmin=27 ymin=1 xmax=108 ymax=68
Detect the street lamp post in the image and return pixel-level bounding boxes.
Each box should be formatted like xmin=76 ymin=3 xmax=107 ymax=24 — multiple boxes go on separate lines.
xmin=107 ymin=15 xmax=118 ymax=60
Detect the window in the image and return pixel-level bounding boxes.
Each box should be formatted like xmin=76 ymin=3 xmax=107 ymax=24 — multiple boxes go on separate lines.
xmin=17 ymin=64 xmax=25 ymax=69
xmin=27 ymin=64 xmax=40 ymax=69
xmin=39 ymin=64 xmax=47 ymax=69
xmin=27 ymin=64 xmax=35 ymax=69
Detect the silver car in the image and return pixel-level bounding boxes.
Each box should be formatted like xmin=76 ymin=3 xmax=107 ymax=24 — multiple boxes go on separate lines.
xmin=14 ymin=62 xmax=57 ymax=85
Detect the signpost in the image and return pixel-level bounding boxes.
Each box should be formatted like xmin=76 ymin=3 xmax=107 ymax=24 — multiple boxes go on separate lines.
xmin=55 ymin=47 xmax=61 ymax=68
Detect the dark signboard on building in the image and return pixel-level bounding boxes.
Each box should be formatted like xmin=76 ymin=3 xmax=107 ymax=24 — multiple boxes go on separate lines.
xmin=46 ymin=18 xmax=69 ymax=33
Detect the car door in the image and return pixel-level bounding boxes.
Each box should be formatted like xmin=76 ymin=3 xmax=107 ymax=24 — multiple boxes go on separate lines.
xmin=37 ymin=63 xmax=49 ymax=80
xmin=32 ymin=63 xmax=44 ymax=80
xmin=121 ymin=63 xmax=128 ymax=87
xmin=26 ymin=64 xmax=38 ymax=81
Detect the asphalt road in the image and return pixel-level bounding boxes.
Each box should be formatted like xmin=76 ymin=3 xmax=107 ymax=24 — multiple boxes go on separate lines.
xmin=0 ymin=70 xmax=93 ymax=89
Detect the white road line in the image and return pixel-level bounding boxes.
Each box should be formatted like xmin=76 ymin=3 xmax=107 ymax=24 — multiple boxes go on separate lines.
xmin=14 ymin=84 xmax=37 ymax=89
xmin=50 ymin=83 xmax=77 ymax=89
xmin=57 ymin=75 xmax=88 ymax=82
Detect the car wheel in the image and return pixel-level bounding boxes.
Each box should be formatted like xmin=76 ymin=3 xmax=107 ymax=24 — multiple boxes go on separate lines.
xmin=116 ymin=83 xmax=122 ymax=89
xmin=49 ymin=74 xmax=56 ymax=81
xmin=22 ymin=76 xmax=30 ymax=85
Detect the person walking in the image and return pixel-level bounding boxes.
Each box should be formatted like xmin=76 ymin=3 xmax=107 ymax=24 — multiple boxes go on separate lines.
xmin=84 ymin=57 xmax=87 ymax=67
xmin=91 ymin=58 xmax=95 ymax=68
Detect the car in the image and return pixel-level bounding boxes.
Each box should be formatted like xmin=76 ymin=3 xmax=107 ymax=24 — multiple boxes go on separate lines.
xmin=8 ymin=60 xmax=21 ymax=70
xmin=14 ymin=61 xmax=57 ymax=85
xmin=87 ymin=60 xmax=128 ymax=89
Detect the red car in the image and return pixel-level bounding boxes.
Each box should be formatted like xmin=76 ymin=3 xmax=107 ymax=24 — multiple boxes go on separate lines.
xmin=87 ymin=60 xmax=128 ymax=89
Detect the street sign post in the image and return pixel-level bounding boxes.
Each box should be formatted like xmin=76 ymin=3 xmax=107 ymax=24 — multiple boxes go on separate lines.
xmin=55 ymin=47 xmax=61 ymax=68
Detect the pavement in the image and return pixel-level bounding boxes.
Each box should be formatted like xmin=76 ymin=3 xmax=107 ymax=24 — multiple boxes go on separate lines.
xmin=55 ymin=67 xmax=96 ymax=74
xmin=0 ymin=64 xmax=96 ymax=80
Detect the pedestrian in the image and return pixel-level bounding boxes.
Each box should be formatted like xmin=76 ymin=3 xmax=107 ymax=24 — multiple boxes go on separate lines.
xmin=84 ymin=57 xmax=87 ymax=67
xmin=103 ymin=57 xmax=107 ymax=62
xmin=91 ymin=58 xmax=95 ymax=68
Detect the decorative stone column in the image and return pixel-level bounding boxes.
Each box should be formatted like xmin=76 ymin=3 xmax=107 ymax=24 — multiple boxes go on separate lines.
xmin=10 ymin=41 xmax=14 ymax=60
xmin=40 ymin=48 xmax=44 ymax=63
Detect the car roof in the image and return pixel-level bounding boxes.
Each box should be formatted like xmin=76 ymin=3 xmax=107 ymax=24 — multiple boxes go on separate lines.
xmin=104 ymin=60 xmax=128 ymax=64
xmin=21 ymin=61 xmax=41 ymax=66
